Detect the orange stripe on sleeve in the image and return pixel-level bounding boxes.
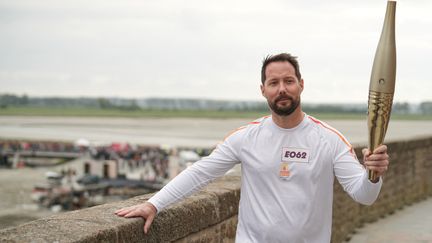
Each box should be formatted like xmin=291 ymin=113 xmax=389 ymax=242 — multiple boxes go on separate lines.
xmin=222 ymin=115 xmax=270 ymax=141
xmin=223 ymin=126 xmax=247 ymax=141
xmin=308 ymin=116 xmax=355 ymax=155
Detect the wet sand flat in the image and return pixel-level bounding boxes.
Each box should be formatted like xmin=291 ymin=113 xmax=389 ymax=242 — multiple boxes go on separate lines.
xmin=1 ymin=116 xmax=431 ymax=147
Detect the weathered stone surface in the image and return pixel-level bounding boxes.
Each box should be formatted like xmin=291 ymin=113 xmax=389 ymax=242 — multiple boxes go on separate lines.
xmin=0 ymin=137 xmax=431 ymax=243
xmin=0 ymin=174 xmax=241 ymax=243
xmin=331 ymin=137 xmax=432 ymax=243
xmin=173 ymin=215 xmax=238 ymax=243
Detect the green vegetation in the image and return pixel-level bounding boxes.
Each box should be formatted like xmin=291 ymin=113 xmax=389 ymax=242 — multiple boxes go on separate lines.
xmin=1 ymin=106 xmax=431 ymax=120
xmin=0 ymin=106 xmax=268 ymax=119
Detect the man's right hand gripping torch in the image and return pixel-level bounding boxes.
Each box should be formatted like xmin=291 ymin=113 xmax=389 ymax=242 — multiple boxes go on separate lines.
xmin=367 ymin=1 xmax=397 ymax=181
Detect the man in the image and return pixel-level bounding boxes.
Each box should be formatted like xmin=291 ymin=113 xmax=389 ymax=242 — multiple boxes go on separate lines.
xmin=115 ymin=53 xmax=389 ymax=242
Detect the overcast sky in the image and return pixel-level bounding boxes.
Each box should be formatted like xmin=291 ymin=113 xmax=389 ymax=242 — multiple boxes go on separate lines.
xmin=0 ymin=0 xmax=431 ymax=103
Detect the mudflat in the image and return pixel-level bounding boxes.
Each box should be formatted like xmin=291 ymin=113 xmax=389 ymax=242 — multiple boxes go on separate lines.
xmin=1 ymin=116 xmax=431 ymax=147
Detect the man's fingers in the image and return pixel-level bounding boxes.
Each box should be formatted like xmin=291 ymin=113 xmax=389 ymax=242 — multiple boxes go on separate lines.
xmin=365 ymin=153 xmax=389 ymax=162
xmin=363 ymin=145 xmax=388 ymax=160
xmin=115 ymin=209 xmax=130 ymax=216
xmin=363 ymin=145 xmax=389 ymax=178
xmin=373 ymin=145 xmax=387 ymax=154
xmin=364 ymin=159 xmax=389 ymax=166
xmin=364 ymin=162 xmax=389 ymax=173
xmin=124 ymin=209 xmax=143 ymax=218
xmin=144 ymin=214 xmax=155 ymax=234
xmin=115 ymin=206 xmax=135 ymax=216
xmin=114 ymin=202 xmax=157 ymax=234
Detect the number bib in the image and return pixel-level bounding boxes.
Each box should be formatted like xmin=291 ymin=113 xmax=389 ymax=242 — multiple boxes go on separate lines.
xmin=281 ymin=147 xmax=310 ymax=163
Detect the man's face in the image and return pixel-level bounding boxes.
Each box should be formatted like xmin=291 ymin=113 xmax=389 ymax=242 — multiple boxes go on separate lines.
xmin=261 ymin=61 xmax=304 ymax=116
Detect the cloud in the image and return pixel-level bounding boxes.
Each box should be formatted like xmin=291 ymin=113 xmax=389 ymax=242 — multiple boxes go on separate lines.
xmin=0 ymin=0 xmax=431 ymax=103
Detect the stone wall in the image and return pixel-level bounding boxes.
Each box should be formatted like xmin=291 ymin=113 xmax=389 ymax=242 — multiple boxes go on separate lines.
xmin=332 ymin=136 xmax=432 ymax=242
xmin=1 ymin=137 xmax=431 ymax=243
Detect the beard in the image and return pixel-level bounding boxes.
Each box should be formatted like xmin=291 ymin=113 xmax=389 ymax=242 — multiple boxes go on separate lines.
xmin=268 ymin=94 xmax=300 ymax=116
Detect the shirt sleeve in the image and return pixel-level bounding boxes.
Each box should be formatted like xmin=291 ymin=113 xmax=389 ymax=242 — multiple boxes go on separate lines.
xmin=147 ymin=129 xmax=243 ymax=212
xmin=333 ymin=139 xmax=382 ymax=206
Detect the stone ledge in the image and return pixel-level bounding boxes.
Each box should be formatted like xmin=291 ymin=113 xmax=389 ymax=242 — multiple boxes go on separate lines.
xmin=0 ymin=173 xmax=241 ymax=243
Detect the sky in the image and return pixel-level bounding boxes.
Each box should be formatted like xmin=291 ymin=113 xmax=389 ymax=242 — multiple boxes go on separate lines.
xmin=0 ymin=0 xmax=431 ymax=103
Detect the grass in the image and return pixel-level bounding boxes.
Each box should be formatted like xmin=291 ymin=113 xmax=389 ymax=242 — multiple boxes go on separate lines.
xmin=0 ymin=106 xmax=431 ymax=120
xmin=0 ymin=106 xmax=268 ymax=119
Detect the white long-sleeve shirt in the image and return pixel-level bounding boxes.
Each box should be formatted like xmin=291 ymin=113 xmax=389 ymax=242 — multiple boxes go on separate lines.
xmin=148 ymin=114 xmax=382 ymax=243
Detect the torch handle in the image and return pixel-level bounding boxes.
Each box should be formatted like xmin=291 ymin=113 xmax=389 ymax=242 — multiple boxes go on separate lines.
xmin=367 ymin=91 xmax=393 ymax=181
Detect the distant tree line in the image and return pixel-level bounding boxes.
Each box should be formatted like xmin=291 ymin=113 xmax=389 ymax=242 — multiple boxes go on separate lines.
xmin=1 ymin=93 xmax=431 ymax=115
xmin=0 ymin=94 xmax=29 ymax=107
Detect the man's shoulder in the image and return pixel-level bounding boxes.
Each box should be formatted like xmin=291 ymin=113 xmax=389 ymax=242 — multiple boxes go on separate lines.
xmin=306 ymin=115 xmax=353 ymax=147
xmin=223 ymin=115 xmax=271 ymax=141
xmin=249 ymin=115 xmax=271 ymax=126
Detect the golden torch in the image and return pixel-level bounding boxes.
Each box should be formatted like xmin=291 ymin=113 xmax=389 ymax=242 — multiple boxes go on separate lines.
xmin=367 ymin=1 xmax=397 ymax=181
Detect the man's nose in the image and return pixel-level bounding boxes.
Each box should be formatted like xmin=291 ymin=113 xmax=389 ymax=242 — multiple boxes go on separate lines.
xmin=278 ymin=82 xmax=288 ymax=94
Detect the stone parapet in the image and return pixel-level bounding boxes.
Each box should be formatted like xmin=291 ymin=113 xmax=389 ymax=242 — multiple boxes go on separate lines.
xmin=0 ymin=172 xmax=240 ymax=243
xmin=1 ymin=137 xmax=431 ymax=243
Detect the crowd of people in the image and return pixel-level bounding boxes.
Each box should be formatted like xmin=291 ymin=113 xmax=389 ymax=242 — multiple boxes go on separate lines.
xmin=89 ymin=143 xmax=212 ymax=181
xmin=0 ymin=140 xmax=79 ymax=153
xmin=0 ymin=139 xmax=212 ymax=182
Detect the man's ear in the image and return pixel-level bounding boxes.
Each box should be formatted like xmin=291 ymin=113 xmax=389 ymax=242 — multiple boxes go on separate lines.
xmin=260 ymin=84 xmax=266 ymax=98
xmin=299 ymin=79 xmax=304 ymax=92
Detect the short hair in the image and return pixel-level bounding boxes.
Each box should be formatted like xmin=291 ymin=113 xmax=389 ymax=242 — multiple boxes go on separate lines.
xmin=261 ymin=53 xmax=302 ymax=84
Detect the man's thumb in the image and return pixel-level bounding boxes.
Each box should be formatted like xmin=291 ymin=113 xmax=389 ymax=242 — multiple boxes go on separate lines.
xmin=362 ymin=148 xmax=372 ymax=158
